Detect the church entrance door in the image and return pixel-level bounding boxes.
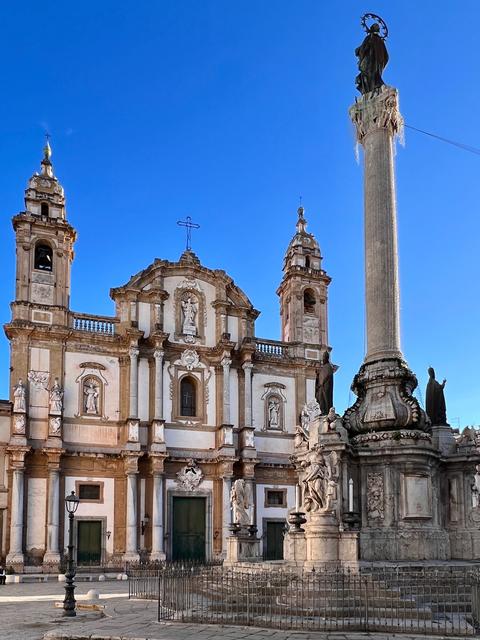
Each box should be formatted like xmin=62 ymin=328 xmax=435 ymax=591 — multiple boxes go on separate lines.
xmin=77 ymin=520 xmax=102 ymax=566
xmin=264 ymin=521 xmax=284 ymax=560
xmin=172 ymin=497 xmax=206 ymax=562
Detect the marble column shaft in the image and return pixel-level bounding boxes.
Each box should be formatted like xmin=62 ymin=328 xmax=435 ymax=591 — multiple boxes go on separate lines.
xmin=242 ymin=362 xmax=253 ymax=426
xmin=153 ymin=350 xmax=164 ymax=420
xmin=129 ymin=347 xmax=139 ymax=418
xmin=9 ymin=468 xmax=24 ymax=555
xmin=151 ymin=473 xmax=164 ymax=559
xmin=46 ymin=468 xmax=60 ymax=556
xmin=222 ymin=476 xmax=232 ymax=553
xmin=222 ymin=357 xmax=231 ymax=425
xmin=126 ymin=472 xmax=138 ymax=554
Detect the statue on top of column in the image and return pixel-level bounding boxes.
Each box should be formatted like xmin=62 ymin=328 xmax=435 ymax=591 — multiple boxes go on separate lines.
xmin=426 ymin=367 xmax=448 ymax=425
xmin=355 ymin=14 xmax=389 ymax=95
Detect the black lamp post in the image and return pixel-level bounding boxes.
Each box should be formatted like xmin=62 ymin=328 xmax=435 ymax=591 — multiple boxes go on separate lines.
xmin=63 ymin=490 xmax=80 ymax=617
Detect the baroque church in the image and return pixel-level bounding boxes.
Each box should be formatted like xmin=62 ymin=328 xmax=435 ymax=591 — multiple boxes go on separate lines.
xmin=0 ymin=142 xmax=332 ymax=570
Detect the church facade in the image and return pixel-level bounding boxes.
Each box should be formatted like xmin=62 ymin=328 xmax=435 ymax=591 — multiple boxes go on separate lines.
xmin=0 ymin=145 xmax=332 ymax=570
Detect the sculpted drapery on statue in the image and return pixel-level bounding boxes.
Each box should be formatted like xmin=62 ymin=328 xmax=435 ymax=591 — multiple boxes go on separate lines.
xmin=355 ymin=14 xmax=389 ymax=95
xmin=230 ymin=478 xmax=251 ymax=525
xmin=49 ymin=378 xmax=63 ymax=414
xmin=315 ymin=352 xmax=337 ymax=415
xmin=181 ymin=295 xmax=198 ymax=336
xmin=426 ymin=367 xmax=448 ymax=425
xmin=13 ymin=379 xmax=26 ymax=413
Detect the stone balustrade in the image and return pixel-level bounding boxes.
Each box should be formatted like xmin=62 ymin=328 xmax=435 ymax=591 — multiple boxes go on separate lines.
xmin=71 ymin=313 xmax=116 ymax=335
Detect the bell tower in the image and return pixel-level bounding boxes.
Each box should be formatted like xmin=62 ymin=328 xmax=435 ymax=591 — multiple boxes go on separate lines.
xmin=11 ymin=140 xmax=76 ymax=327
xmin=277 ymin=206 xmax=331 ymax=347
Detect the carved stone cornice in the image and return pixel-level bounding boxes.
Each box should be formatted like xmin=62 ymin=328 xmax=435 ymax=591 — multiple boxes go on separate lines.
xmin=349 ymin=85 xmax=403 ymax=145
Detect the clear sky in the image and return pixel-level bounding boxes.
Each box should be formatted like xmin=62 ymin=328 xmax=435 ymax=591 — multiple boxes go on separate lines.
xmin=0 ymin=1 xmax=479 ymax=427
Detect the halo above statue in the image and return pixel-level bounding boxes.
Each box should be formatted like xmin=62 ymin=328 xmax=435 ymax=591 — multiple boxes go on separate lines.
xmin=361 ymin=13 xmax=388 ymax=40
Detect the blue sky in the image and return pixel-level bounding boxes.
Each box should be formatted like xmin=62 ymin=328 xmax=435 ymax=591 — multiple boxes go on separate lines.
xmin=0 ymin=1 xmax=479 ymax=426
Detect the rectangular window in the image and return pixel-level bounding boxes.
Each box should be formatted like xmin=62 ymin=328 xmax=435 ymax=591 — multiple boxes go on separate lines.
xmin=265 ymin=489 xmax=287 ymax=507
xmin=78 ymin=483 xmax=101 ymax=501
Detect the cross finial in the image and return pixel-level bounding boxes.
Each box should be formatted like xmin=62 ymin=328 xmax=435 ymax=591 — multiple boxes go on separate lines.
xmin=43 ymin=132 xmax=52 ymax=162
xmin=177 ymin=216 xmax=200 ymax=251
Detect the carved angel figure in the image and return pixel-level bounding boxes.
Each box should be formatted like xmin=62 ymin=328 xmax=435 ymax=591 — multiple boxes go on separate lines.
xmin=302 ymin=446 xmax=339 ymax=513
xmin=181 ymin=295 xmax=198 ymax=335
xmin=13 ymin=379 xmax=26 ymax=413
xmin=49 ymin=378 xmax=63 ymax=414
xmin=230 ymin=478 xmax=251 ymax=525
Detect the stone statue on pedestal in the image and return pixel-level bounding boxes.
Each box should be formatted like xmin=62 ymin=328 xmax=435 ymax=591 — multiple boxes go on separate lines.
xmin=13 ymin=379 xmax=26 ymax=413
xmin=230 ymin=479 xmax=250 ymax=525
xmin=49 ymin=378 xmax=63 ymax=414
xmin=355 ymin=14 xmax=389 ymax=95
xmin=315 ymin=352 xmax=336 ymax=415
xmin=301 ymin=446 xmax=339 ymax=513
xmin=426 ymin=367 xmax=448 ymax=425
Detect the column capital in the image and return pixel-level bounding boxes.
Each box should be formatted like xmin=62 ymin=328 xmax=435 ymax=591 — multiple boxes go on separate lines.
xmin=6 ymin=445 xmax=30 ymax=468
xmin=42 ymin=447 xmax=64 ymax=469
xmin=221 ymin=355 xmax=232 ymax=369
xmin=122 ymin=451 xmax=140 ymax=475
xmin=349 ymin=86 xmax=403 ymax=145
xmin=242 ymin=361 xmax=254 ymax=372
xmin=129 ymin=346 xmax=140 ymax=359
xmin=153 ymin=349 xmax=164 ymax=360
xmin=217 ymin=459 xmax=234 ymax=479
xmin=149 ymin=453 xmax=167 ymax=475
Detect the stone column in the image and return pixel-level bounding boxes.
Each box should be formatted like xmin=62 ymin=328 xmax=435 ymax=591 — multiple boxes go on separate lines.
xmin=221 ymin=356 xmax=232 ymax=425
xmin=345 ymin=87 xmax=427 ymax=434
xmin=123 ymin=453 xmax=139 ymax=562
xmin=150 ymin=455 xmax=166 ymax=561
xmin=43 ymin=450 xmax=63 ymax=566
xmin=242 ymin=362 xmax=253 ymax=426
xmin=6 ymin=447 xmax=29 ymax=567
xmin=153 ymin=349 xmax=164 ymax=420
xmin=222 ymin=475 xmax=232 ymax=554
xmin=129 ymin=346 xmax=139 ymax=418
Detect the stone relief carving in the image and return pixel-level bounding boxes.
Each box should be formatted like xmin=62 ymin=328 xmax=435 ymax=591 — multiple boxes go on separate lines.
xmin=49 ymin=378 xmax=63 ymax=415
xmin=27 ymin=370 xmax=50 ymax=390
xmin=230 ymin=478 xmax=251 ymax=525
xmin=13 ymin=379 xmax=27 ymax=413
xmin=176 ymin=459 xmax=203 ymax=491
xmin=13 ymin=413 xmax=26 ymax=435
xmin=127 ymin=419 xmax=139 ymax=443
xmin=180 ymin=349 xmax=200 ymax=371
xmin=367 ymin=472 xmax=384 ymax=520
xmin=301 ymin=445 xmax=339 ymax=513
xmin=48 ymin=416 xmax=62 ymax=437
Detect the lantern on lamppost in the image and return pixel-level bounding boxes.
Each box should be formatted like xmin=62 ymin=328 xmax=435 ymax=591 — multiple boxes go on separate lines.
xmin=63 ymin=490 xmax=80 ymax=617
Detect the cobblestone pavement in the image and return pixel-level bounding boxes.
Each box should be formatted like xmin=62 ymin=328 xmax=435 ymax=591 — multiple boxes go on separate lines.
xmin=0 ymin=581 xmax=468 ymax=640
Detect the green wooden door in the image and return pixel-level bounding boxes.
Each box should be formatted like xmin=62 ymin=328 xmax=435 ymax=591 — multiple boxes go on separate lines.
xmin=172 ymin=497 xmax=206 ymax=561
xmin=265 ymin=521 xmax=284 ymax=560
xmin=77 ymin=521 xmax=102 ymax=566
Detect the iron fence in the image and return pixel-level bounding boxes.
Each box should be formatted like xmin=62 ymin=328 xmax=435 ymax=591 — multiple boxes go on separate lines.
xmin=128 ymin=563 xmax=480 ymax=636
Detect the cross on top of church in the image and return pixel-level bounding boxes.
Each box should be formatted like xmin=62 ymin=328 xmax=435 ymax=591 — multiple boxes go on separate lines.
xmin=177 ymin=216 xmax=200 ymax=251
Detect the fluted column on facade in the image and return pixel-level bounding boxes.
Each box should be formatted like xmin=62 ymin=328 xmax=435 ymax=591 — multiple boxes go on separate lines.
xmin=221 ymin=356 xmax=232 ymax=425
xmin=6 ymin=447 xmax=29 ymax=567
xmin=129 ymin=346 xmax=139 ymax=418
xmin=123 ymin=453 xmax=140 ymax=562
xmin=43 ymin=449 xmax=63 ymax=566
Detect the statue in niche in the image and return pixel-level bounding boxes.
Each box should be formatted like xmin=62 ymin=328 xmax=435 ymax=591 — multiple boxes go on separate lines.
xmin=315 ymin=351 xmax=336 ymax=415
xmin=13 ymin=379 xmax=26 ymax=413
xmin=268 ymin=397 xmax=281 ymax=429
xmin=472 ymin=465 xmax=480 ymax=509
xmin=426 ymin=367 xmax=448 ymax=425
xmin=49 ymin=377 xmax=63 ymax=414
xmin=230 ymin=478 xmax=251 ymax=525
xmin=181 ymin=295 xmax=198 ymax=336
xmin=83 ymin=378 xmax=100 ymax=415
xmin=301 ymin=446 xmax=339 ymax=513
xmin=355 ymin=14 xmax=389 ymax=95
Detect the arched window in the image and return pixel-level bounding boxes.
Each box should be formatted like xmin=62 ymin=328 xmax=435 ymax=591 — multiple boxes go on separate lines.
xmin=305 ymin=255 xmax=310 ymax=269
xmin=304 ymin=288 xmax=316 ymax=314
xmin=41 ymin=202 xmax=49 ymax=217
xmin=34 ymin=243 xmax=53 ymax=271
xmin=180 ymin=376 xmax=196 ymax=416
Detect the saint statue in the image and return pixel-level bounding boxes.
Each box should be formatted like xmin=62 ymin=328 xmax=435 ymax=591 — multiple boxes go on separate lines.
xmin=315 ymin=352 xmax=336 ymax=415
xmin=13 ymin=379 xmax=26 ymax=413
xmin=181 ymin=295 xmax=198 ymax=336
xmin=84 ymin=379 xmax=99 ymax=415
xmin=230 ymin=478 xmax=251 ymax=525
xmin=355 ymin=18 xmax=389 ymax=95
xmin=268 ymin=397 xmax=280 ymax=429
xmin=49 ymin=377 xmax=63 ymax=414
xmin=425 ymin=367 xmax=448 ymax=425
xmin=472 ymin=465 xmax=480 ymax=509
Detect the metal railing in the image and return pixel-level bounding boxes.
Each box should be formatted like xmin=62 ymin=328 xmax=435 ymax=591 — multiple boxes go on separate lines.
xmin=128 ymin=563 xmax=480 ymax=636
xmin=71 ymin=313 xmax=116 ymax=336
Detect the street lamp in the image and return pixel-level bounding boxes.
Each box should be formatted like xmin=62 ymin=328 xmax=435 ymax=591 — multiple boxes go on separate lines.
xmin=63 ymin=490 xmax=80 ymax=617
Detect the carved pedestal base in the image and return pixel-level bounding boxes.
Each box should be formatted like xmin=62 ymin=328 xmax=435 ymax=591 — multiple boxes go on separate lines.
xmin=283 ymin=530 xmax=307 ymax=565
xmin=43 ymin=552 xmax=61 ymax=570
xmin=224 ymin=533 xmax=261 ymax=565
xmin=344 ymin=357 xmax=428 ymax=433
xmin=5 ymin=552 xmax=24 ymax=571
xmin=149 ymin=551 xmax=166 ymax=562
xmin=123 ymin=551 xmax=140 ymax=563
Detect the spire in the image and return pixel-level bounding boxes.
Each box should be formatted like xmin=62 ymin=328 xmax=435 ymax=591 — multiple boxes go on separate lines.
xmin=41 ymin=135 xmax=54 ymax=178
xmin=296 ymin=206 xmax=307 ymax=234
xmin=283 ymin=204 xmax=321 ymax=272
